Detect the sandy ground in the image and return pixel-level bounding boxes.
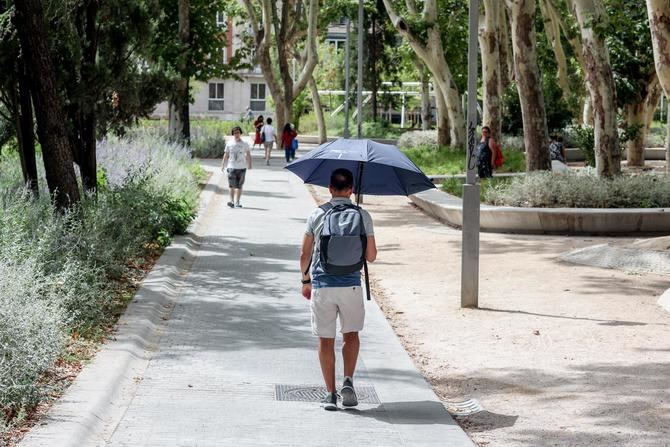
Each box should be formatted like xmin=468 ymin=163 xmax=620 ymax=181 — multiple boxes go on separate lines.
xmin=311 ymin=187 xmax=670 ymax=447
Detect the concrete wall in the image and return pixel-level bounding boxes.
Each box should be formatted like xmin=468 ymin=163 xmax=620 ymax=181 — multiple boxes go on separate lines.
xmin=411 ymin=189 xmax=670 ymax=235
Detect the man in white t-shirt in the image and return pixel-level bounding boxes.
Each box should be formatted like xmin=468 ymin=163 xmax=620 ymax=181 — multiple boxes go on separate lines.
xmin=221 ymin=126 xmax=252 ymax=208
xmin=261 ymin=117 xmax=276 ymax=165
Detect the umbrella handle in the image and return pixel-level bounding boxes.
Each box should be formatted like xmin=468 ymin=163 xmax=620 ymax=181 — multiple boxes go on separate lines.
xmin=363 ymin=259 xmax=371 ymax=301
xmin=356 ymin=161 xmax=364 ymax=205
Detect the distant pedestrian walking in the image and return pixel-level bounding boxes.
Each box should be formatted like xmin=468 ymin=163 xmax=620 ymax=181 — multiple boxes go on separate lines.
xmin=299 ymin=168 xmax=377 ymax=411
xmin=244 ymin=106 xmax=254 ymax=123
xmin=477 ymin=126 xmax=497 ymax=179
xmin=261 ymin=117 xmax=276 ymax=165
xmin=549 ymin=135 xmax=569 ymax=173
xmin=549 ymin=135 xmax=566 ymax=163
xmin=221 ymin=126 xmax=252 ymax=208
xmin=253 ymin=115 xmax=264 ymax=149
xmin=281 ymin=123 xmax=298 ymax=164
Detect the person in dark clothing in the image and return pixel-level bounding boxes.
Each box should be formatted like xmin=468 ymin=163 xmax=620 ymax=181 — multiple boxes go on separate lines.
xmin=477 ymin=126 xmax=496 ymax=179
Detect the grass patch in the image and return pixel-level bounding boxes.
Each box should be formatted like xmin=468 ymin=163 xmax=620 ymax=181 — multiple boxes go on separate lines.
xmin=403 ymin=144 xmax=526 ymax=175
xmin=441 ymin=177 xmax=513 ymax=202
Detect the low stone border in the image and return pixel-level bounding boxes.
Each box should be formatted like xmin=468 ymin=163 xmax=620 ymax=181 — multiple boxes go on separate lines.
xmin=410 ymin=188 xmax=670 ymax=234
xmin=659 ymin=289 xmax=670 ymax=313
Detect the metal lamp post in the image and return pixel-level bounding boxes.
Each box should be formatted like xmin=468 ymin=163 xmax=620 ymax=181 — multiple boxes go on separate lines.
xmin=356 ymin=0 xmax=364 ymax=138
xmin=461 ymin=0 xmax=480 ymax=308
xmin=344 ymin=17 xmax=351 ymax=139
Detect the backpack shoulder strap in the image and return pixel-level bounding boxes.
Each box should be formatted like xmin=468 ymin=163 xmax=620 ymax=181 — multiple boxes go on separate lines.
xmin=319 ymin=202 xmax=333 ymax=212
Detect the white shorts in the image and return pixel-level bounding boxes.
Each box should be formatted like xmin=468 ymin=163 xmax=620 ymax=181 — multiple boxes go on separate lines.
xmin=310 ymin=286 xmax=365 ymax=338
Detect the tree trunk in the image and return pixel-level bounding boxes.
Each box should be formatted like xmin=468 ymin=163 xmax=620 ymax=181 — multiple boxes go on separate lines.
xmin=78 ymin=0 xmax=99 ymax=191
xmin=80 ymin=111 xmax=97 ymax=191
xmin=646 ymin=0 xmax=670 ymax=173
xmin=539 ymin=0 xmax=570 ymax=95
xmin=168 ymin=101 xmax=182 ymax=139
xmin=625 ymin=78 xmax=661 ymax=167
xmin=505 ymin=0 xmax=551 ymax=171
xmin=499 ymin=6 xmax=514 ymax=89
xmin=308 ymin=76 xmax=326 ymax=143
xmin=413 ymin=57 xmax=432 ymax=131
xmin=582 ymin=96 xmax=594 ymax=126
xmin=241 ymin=0 xmax=319 ymax=137
xmin=382 ymin=0 xmax=465 ymax=148
xmin=571 ymin=0 xmax=620 ymax=176
xmin=479 ymin=0 xmax=502 ymax=139
xmin=173 ymin=0 xmax=191 ymax=144
xmin=624 ymin=102 xmax=647 ymax=166
xmin=420 ymin=67 xmax=431 ymax=131
xmin=435 ymin=82 xmax=451 ymax=147
xmin=15 ymin=62 xmax=38 ymax=194
xmin=14 ymin=0 xmax=80 ymax=209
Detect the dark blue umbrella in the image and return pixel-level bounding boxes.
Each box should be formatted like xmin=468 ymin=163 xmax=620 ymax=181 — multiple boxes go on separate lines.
xmin=284 ymin=138 xmax=435 ymax=196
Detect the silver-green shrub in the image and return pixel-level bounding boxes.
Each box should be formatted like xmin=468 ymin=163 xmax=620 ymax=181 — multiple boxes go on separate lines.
xmin=486 ymin=171 xmax=670 ymax=208
xmin=0 ymin=133 xmax=200 ymax=427
xmin=397 ymin=130 xmax=438 ymax=149
xmin=0 ymin=261 xmax=65 ymax=413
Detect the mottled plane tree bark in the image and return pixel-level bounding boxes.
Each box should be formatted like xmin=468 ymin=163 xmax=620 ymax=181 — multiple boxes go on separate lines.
xmin=504 ymin=0 xmax=551 ymax=171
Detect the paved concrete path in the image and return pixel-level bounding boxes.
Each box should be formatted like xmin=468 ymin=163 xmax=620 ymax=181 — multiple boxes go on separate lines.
xmin=22 ymin=152 xmax=473 ymax=447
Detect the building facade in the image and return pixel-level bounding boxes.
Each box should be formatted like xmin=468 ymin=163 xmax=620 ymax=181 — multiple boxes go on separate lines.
xmin=152 ymin=11 xmax=270 ymax=121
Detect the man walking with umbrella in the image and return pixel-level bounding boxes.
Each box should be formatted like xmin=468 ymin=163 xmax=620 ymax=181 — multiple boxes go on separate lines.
xmin=299 ymin=168 xmax=377 ymax=411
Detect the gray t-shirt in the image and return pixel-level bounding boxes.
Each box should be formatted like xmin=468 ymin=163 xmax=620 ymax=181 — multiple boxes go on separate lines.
xmin=305 ymin=197 xmax=374 ymax=288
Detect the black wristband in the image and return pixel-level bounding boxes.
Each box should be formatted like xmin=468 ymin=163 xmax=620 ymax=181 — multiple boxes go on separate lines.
xmin=301 ymin=279 xmax=311 ymax=284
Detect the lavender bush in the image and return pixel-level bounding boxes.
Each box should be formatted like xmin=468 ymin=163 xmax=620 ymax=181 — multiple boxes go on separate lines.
xmin=0 ymin=134 xmax=200 ymax=428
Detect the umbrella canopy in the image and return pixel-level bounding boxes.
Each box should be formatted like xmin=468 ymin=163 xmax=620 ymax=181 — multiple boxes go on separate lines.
xmin=284 ymin=138 xmax=435 ymax=196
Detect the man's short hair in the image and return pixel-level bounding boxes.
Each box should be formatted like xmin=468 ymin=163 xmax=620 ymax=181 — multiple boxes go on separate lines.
xmin=330 ymin=168 xmax=354 ymax=191
xmin=231 ymin=126 xmax=242 ymax=135
xmin=266 ymin=117 xmax=273 ymax=124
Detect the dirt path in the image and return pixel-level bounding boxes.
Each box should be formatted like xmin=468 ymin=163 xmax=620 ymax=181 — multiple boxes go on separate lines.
xmin=312 ymin=187 xmax=670 ymax=447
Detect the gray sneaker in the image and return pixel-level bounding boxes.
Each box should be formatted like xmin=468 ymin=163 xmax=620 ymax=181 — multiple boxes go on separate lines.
xmin=341 ymin=377 xmax=358 ymax=407
xmin=320 ymin=392 xmax=338 ymax=411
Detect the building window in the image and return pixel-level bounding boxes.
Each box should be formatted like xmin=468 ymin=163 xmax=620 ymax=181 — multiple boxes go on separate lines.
xmin=250 ymin=83 xmax=266 ymax=111
xmin=208 ymin=83 xmax=224 ymax=111
xmin=327 ymin=38 xmax=346 ymax=52
xmin=216 ymin=12 xmax=227 ymax=27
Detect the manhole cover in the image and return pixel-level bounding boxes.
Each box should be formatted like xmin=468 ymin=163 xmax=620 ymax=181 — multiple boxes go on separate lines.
xmin=275 ymin=384 xmax=381 ymax=404
xmin=444 ymin=399 xmax=483 ymax=416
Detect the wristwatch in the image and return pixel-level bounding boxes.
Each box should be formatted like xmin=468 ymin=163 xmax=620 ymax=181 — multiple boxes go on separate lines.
xmin=301 ymin=278 xmax=311 ymax=284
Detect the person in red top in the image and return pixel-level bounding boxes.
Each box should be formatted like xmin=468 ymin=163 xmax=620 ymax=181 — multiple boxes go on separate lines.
xmin=253 ymin=115 xmax=264 ymax=149
xmin=280 ymin=123 xmax=298 ymax=163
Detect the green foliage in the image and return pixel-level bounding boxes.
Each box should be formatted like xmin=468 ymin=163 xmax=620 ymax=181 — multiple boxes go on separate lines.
xmin=604 ymin=0 xmax=656 ymax=108
xmin=403 ymin=144 xmax=526 ymax=175
xmin=573 ymin=125 xmax=596 ymax=167
xmin=152 ymin=0 xmax=251 ymax=83
xmin=573 ymin=123 xmax=641 ymax=167
xmin=501 ymin=80 xmax=576 ymax=136
xmin=486 ymin=171 xmax=670 ymax=208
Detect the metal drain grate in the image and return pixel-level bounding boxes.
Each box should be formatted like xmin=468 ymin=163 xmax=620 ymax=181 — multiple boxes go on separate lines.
xmin=443 ymin=399 xmax=483 ymax=416
xmin=275 ymin=384 xmax=381 ymax=404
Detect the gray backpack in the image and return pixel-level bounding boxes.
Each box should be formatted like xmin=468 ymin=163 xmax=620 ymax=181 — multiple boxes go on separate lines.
xmin=319 ymin=203 xmax=367 ymax=275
